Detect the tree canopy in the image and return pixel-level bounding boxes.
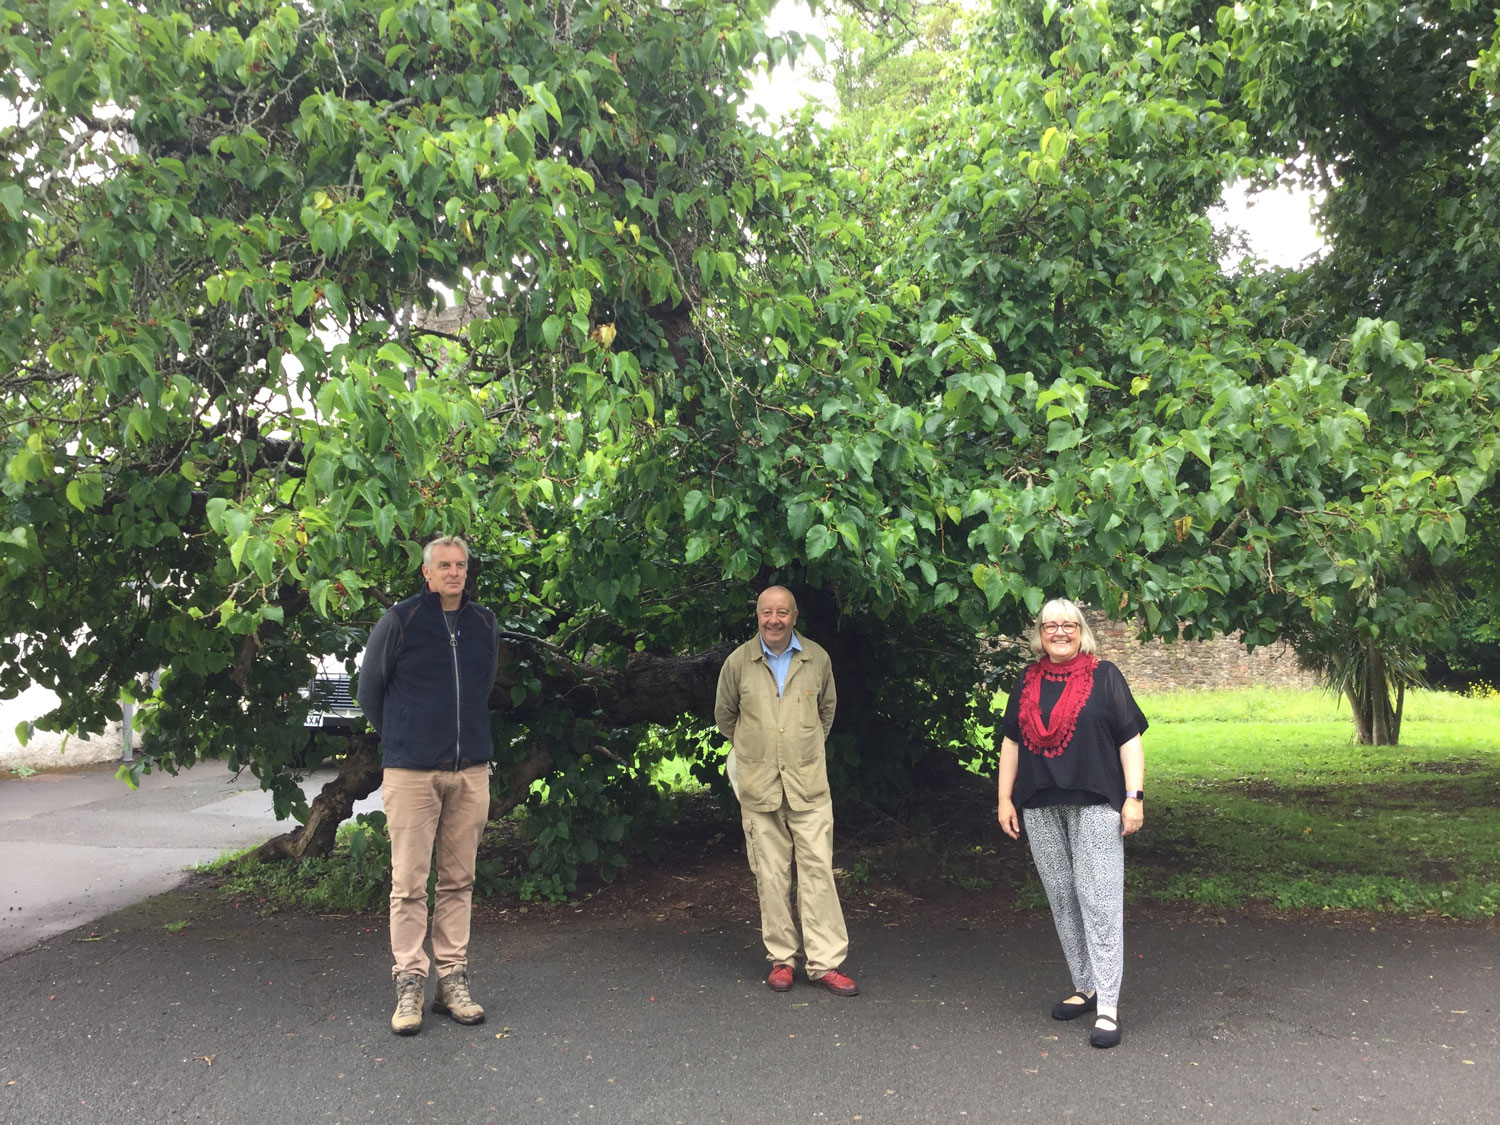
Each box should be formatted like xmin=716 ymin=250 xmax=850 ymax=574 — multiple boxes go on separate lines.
xmin=2 ymin=0 xmax=1497 ymax=885
xmin=1215 ymin=0 xmax=1500 ymax=729
xmin=979 ymin=0 xmax=1500 ymax=740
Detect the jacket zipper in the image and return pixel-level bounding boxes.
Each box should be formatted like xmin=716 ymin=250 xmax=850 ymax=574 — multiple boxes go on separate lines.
xmin=447 ymin=609 xmax=462 ymax=770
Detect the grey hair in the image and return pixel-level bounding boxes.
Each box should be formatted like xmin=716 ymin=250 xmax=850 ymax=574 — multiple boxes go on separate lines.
xmin=1027 ymin=597 xmax=1098 ymax=657
xmin=422 ymin=535 xmax=470 ymax=566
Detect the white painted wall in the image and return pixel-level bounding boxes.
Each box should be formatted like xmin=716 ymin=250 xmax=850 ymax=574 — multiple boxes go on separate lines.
xmin=0 ymin=683 xmax=123 ymax=772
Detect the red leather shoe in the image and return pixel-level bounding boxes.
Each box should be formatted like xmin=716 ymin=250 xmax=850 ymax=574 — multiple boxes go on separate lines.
xmin=814 ymin=968 xmax=859 ymax=996
xmin=766 ymin=964 xmax=794 ymax=992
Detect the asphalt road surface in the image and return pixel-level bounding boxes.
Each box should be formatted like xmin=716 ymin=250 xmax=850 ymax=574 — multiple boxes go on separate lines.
xmin=0 ymin=883 xmax=1495 ymax=1124
xmin=1 ymin=764 xmax=1495 ymax=1124
xmin=0 ymin=760 xmax=378 ymax=959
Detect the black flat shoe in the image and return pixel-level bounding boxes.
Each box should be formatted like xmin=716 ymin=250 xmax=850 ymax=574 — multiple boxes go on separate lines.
xmin=1090 ymin=1014 xmax=1122 ymax=1048
xmin=1051 ymin=990 xmax=1097 ymax=1021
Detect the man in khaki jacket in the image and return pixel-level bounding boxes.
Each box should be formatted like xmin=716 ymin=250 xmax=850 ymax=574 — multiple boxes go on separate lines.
xmin=714 ymin=586 xmax=858 ymax=996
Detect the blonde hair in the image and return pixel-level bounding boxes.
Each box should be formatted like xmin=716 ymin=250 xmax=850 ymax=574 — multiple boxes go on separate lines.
xmin=1026 ymin=597 xmax=1098 ymax=657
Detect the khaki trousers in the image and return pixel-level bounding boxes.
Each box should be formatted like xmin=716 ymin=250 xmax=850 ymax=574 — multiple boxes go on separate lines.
xmin=741 ymin=797 xmax=849 ymax=977
xmin=383 ymin=765 xmax=490 ymax=979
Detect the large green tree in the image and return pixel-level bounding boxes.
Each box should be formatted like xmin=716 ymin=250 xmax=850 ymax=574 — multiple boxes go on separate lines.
xmin=2 ymin=0 xmax=1495 ymax=887
xmin=1218 ymin=0 xmax=1500 ymax=733
xmin=808 ymin=0 xmax=968 ymax=154
xmin=985 ymin=0 xmax=1500 ymax=742
xmin=0 ymin=0 xmax=1004 ymax=878
xmin=1 ymin=0 xmax=829 ymax=869
xmin=1214 ymin=0 xmax=1500 ymax=739
xmin=1218 ymin=0 xmax=1500 ymax=357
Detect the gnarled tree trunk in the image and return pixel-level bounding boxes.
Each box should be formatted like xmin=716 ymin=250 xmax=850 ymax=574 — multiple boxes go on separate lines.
xmin=247 ymin=734 xmax=383 ymax=862
xmin=254 ymin=639 xmax=736 ymax=860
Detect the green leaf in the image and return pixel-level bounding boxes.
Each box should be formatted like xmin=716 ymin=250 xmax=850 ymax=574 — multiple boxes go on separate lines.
xmin=683 ymin=489 xmax=710 ymax=521
xmin=972 ymin=565 xmax=1006 ymax=610
xmin=806 ymin=524 xmax=835 ymax=560
xmin=542 ymin=315 xmax=565 ymax=350
xmin=0 ymin=183 xmax=25 ymax=219
xmin=1045 ymin=421 xmax=1083 ymax=452
xmin=65 ymin=475 xmax=105 ymax=513
xmin=292 ymin=281 xmax=315 ymax=316
xmin=377 ymin=342 xmax=415 ymax=368
xmin=1180 ymin=429 xmax=1212 ymax=467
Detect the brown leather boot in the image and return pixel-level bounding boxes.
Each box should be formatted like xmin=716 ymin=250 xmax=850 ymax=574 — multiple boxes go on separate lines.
xmin=432 ymin=966 xmax=485 ymax=1025
xmin=391 ymin=972 xmax=425 ymax=1036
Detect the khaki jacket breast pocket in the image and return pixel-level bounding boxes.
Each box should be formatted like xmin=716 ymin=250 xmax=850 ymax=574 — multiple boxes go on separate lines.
xmin=798 ymin=689 xmax=820 ymax=730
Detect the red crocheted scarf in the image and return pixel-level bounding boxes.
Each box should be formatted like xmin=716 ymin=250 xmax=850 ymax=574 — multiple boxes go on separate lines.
xmin=1018 ymin=653 xmax=1099 ymax=758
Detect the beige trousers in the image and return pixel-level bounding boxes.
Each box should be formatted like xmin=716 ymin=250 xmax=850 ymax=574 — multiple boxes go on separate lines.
xmin=741 ymin=797 xmax=849 ymax=977
xmin=383 ymin=765 xmax=490 ymax=978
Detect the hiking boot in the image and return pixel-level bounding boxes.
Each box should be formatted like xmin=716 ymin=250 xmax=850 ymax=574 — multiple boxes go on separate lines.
xmin=391 ymin=972 xmax=425 ymax=1036
xmin=433 ymin=966 xmax=486 ymax=1025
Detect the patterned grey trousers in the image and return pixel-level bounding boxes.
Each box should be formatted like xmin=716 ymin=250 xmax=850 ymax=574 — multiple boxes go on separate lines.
xmin=1023 ymin=803 xmax=1125 ymax=1007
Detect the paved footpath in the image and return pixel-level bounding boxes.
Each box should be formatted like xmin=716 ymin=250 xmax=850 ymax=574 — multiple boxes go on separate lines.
xmin=0 ymin=761 xmax=378 ymax=960
xmin=0 ymin=765 xmax=1496 ymax=1124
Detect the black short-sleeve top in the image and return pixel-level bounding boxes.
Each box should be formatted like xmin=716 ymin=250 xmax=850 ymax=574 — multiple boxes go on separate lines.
xmin=1001 ymin=659 xmax=1148 ymax=811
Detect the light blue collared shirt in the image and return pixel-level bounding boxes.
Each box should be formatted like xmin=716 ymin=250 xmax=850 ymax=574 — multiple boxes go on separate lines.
xmin=759 ymin=632 xmax=803 ymax=697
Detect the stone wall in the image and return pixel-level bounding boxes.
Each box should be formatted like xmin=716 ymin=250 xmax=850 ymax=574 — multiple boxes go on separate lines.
xmin=1084 ymin=612 xmax=1317 ymax=693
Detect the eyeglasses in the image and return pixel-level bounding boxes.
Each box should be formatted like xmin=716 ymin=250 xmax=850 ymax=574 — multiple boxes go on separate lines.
xmin=1040 ymin=622 xmax=1080 ymax=635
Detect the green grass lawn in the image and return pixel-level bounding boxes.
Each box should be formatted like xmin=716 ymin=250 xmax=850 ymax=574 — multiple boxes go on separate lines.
xmin=210 ymin=686 xmax=1500 ymax=918
xmin=667 ymin=686 xmax=1500 ymax=918
xmin=1136 ymin=686 xmax=1500 ymax=917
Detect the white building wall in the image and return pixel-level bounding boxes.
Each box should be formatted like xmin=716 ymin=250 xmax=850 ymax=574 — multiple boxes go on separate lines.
xmin=0 ymin=683 xmax=123 ymax=772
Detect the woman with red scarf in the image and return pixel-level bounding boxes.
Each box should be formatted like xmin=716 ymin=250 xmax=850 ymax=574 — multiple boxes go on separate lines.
xmin=997 ymin=598 xmax=1147 ymax=1049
